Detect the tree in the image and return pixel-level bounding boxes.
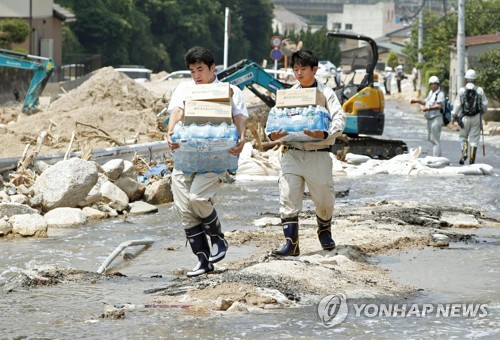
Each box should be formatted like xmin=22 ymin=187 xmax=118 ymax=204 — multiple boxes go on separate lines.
xmin=386 ymin=51 xmax=399 ymax=69
xmin=0 ymin=19 xmax=30 ymax=49
xmin=55 ymin=0 xmax=275 ymax=71
xmin=403 ymin=1 xmax=500 ymax=93
xmin=477 ymin=48 xmax=500 ymax=101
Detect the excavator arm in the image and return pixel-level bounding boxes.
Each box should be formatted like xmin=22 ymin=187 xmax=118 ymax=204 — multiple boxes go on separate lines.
xmin=217 ymin=59 xmax=291 ymax=107
xmin=0 ymin=48 xmax=54 ymax=113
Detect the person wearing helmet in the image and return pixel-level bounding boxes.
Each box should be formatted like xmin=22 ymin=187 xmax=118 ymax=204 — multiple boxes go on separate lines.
xmin=451 ymin=69 xmax=488 ymax=165
xmin=383 ymin=66 xmax=393 ymax=95
xmin=395 ymin=64 xmax=405 ymax=93
xmin=410 ymin=75 xmax=445 ymax=157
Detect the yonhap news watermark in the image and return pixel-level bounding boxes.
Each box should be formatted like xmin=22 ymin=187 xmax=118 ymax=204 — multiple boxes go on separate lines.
xmin=318 ymin=293 xmax=488 ymax=328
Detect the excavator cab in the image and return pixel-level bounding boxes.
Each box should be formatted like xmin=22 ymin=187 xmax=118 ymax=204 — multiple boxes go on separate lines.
xmin=327 ymin=32 xmax=385 ymax=136
xmin=327 ymin=32 xmax=407 ymax=158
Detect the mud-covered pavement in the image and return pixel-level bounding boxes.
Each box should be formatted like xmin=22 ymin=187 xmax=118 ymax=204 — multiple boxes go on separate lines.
xmin=5 ymin=201 xmax=498 ymax=316
xmin=1 ymin=73 xmax=500 ymax=338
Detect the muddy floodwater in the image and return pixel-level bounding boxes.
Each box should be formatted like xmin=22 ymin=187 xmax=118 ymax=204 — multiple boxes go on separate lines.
xmin=1 ymin=101 xmax=499 ymax=339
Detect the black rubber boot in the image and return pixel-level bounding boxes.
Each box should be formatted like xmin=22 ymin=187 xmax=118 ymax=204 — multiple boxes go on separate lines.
xmin=202 ymin=209 xmax=228 ymax=263
xmin=185 ymin=224 xmax=214 ymax=277
xmin=459 ymin=140 xmax=468 ymax=165
xmin=470 ymin=146 xmax=477 ymax=165
xmin=272 ymin=217 xmax=300 ymax=257
xmin=317 ymin=216 xmax=336 ymax=251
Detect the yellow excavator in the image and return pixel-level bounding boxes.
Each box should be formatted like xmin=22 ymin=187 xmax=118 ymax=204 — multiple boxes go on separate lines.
xmin=327 ymin=32 xmax=407 ymax=158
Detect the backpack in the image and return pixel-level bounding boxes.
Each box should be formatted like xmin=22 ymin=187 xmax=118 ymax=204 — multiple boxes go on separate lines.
xmin=440 ymin=95 xmax=452 ymax=126
xmin=433 ymin=90 xmax=452 ymax=126
xmin=461 ymin=87 xmax=481 ymax=116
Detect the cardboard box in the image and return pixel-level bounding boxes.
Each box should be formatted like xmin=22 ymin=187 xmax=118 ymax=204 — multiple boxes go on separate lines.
xmin=187 ymin=83 xmax=231 ymax=102
xmin=184 ymin=100 xmax=232 ymax=125
xmin=275 ymin=88 xmax=326 ymax=108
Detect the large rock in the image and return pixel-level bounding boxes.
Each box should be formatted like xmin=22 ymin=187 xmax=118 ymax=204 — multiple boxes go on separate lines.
xmin=100 ymin=181 xmax=129 ymax=211
xmin=10 ymin=214 xmax=48 ymax=237
xmin=114 ymin=176 xmax=145 ymax=202
xmin=78 ymin=174 xmax=107 ymax=207
xmin=0 ymin=218 xmax=12 ymax=236
xmin=32 ymin=158 xmax=98 ymax=211
xmin=44 ymin=207 xmax=88 ymax=227
xmin=129 ymin=201 xmax=158 ymax=214
xmin=102 ymin=159 xmax=124 ymax=181
xmin=0 ymin=203 xmax=39 ymax=218
xmin=144 ymin=178 xmax=173 ymax=205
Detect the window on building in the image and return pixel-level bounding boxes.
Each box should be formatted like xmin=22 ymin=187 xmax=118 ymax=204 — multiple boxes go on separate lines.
xmin=333 ymin=22 xmax=341 ymax=30
xmin=345 ymin=23 xmax=352 ymax=30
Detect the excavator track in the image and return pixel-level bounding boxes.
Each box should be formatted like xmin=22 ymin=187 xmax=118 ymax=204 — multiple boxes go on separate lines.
xmin=331 ymin=135 xmax=408 ymax=160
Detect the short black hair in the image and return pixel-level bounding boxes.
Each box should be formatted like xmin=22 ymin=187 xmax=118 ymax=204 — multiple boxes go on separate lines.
xmin=184 ymin=46 xmax=215 ymax=68
xmin=290 ymin=50 xmax=318 ymax=68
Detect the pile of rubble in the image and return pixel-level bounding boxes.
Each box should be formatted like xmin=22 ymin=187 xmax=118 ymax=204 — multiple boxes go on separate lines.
xmin=0 ymin=157 xmax=173 ymax=238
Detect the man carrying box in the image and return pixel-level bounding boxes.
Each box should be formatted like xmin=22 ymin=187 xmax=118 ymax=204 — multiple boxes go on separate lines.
xmin=268 ymin=50 xmax=346 ymax=256
xmin=166 ymin=46 xmax=248 ymax=277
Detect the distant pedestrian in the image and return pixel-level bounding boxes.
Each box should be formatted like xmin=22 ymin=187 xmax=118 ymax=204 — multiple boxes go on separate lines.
xmin=335 ymin=66 xmax=342 ymax=88
xmin=410 ymin=76 xmax=444 ymax=157
xmin=451 ymin=69 xmax=488 ymax=165
xmin=411 ymin=67 xmax=418 ymax=92
xmin=395 ymin=64 xmax=405 ymax=93
xmin=383 ymin=67 xmax=393 ymax=95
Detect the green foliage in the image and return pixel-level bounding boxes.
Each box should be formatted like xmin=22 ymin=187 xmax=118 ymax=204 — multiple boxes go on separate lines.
xmin=403 ymin=0 xmax=500 ymax=93
xmin=56 ymin=0 xmax=275 ymax=72
xmin=477 ymin=48 xmax=500 ymax=101
xmin=386 ymin=51 xmax=399 ymax=69
xmin=0 ymin=19 xmax=30 ymax=49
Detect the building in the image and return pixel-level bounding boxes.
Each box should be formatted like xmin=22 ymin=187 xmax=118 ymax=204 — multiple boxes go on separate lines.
xmin=0 ymin=0 xmax=75 ymax=68
xmin=326 ymin=1 xmax=404 ymax=42
xmin=449 ymin=34 xmax=500 ymax=102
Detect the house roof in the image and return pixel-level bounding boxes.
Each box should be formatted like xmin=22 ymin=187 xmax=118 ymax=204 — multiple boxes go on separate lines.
xmin=450 ymin=34 xmax=500 ymax=46
xmin=273 ymin=9 xmax=309 ymax=27
xmin=386 ymin=25 xmax=413 ymax=38
xmin=376 ymin=41 xmax=406 ymax=56
xmin=53 ymin=3 xmax=76 ymax=23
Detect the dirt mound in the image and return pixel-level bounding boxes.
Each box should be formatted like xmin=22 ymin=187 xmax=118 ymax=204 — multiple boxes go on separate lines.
xmin=49 ymin=67 xmax=155 ymax=113
xmin=0 ymin=67 xmax=164 ymax=158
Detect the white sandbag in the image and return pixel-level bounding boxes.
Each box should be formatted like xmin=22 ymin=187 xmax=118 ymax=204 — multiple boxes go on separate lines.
xmin=418 ymin=156 xmax=451 ymax=168
xmin=345 ymin=153 xmax=371 ymax=165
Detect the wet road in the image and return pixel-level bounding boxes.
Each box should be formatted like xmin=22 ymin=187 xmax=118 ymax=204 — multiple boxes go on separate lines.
xmin=0 ymin=99 xmax=499 ymax=339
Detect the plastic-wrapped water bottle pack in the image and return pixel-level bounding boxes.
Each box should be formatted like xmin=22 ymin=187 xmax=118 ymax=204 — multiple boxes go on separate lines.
xmin=265 ymin=105 xmax=331 ymax=135
xmin=171 ymin=122 xmax=239 ymax=174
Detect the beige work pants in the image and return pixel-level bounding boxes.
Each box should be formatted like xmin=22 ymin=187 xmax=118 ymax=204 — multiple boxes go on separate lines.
xmin=279 ymin=149 xmax=334 ymax=221
xmin=171 ymin=169 xmax=224 ymax=229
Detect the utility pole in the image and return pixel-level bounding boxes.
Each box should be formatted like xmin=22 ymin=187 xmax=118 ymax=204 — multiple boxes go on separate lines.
xmin=223 ymin=7 xmax=230 ymax=69
xmin=417 ymin=6 xmax=423 ymax=97
xmin=456 ymin=0 xmax=466 ymax=95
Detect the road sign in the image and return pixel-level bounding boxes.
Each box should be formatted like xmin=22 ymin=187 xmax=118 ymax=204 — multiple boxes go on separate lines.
xmin=270 ymin=36 xmax=282 ymax=48
xmin=270 ymin=48 xmax=283 ymax=61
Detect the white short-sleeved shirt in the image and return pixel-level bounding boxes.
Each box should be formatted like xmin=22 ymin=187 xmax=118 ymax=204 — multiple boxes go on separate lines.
xmin=424 ymin=88 xmax=445 ymax=120
xmin=167 ymin=78 xmax=249 ymax=119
